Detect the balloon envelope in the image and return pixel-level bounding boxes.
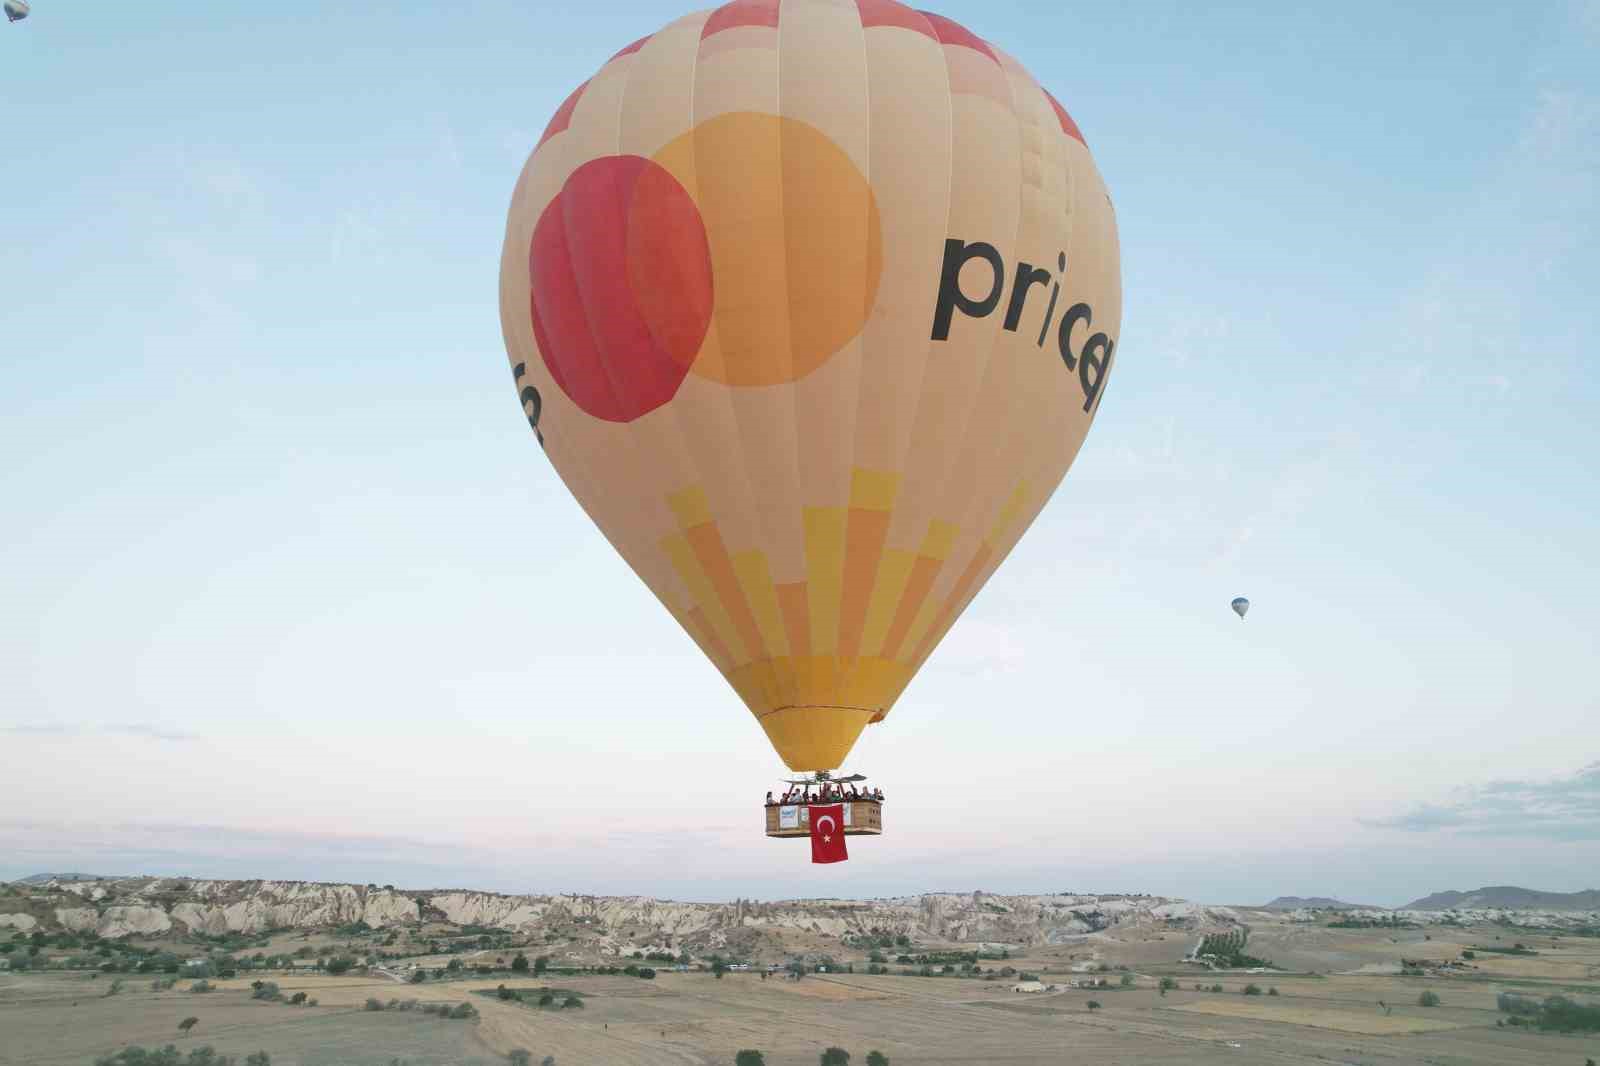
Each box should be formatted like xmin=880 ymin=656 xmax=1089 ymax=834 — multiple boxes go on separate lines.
xmin=500 ymin=0 xmax=1121 ymax=770
xmin=1231 ymin=597 xmax=1250 ymax=619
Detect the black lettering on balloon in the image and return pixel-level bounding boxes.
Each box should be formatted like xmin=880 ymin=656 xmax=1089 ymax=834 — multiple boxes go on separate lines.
xmin=1078 ymin=333 xmax=1113 ymax=413
xmin=1002 ymin=261 xmax=1051 ymax=332
xmin=1055 ymin=302 xmax=1092 ymax=372
xmin=513 ymin=362 xmax=545 ymax=447
xmin=930 ymin=239 xmax=1004 ymax=340
xmin=1036 ymin=252 xmax=1066 ymax=347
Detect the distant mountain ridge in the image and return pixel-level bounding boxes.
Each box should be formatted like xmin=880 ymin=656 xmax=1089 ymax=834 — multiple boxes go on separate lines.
xmin=1403 ymin=886 xmax=1600 ymax=911
xmin=1261 ymin=896 xmax=1381 ymax=911
xmin=13 ymin=873 xmax=124 ymax=884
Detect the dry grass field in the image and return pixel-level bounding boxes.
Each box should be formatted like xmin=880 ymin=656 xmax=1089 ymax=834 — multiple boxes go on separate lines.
xmin=5 ymin=920 xmax=1600 ymax=1065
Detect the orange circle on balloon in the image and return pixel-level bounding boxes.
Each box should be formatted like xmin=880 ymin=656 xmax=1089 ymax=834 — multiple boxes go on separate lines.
xmin=650 ymin=112 xmax=883 ymax=387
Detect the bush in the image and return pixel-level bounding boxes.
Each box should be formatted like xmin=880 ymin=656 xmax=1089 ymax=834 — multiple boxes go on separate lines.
xmin=1268 ymin=987 xmax=1279 ymax=996
xmin=1243 ymin=984 xmax=1262 ymax=996
xmin=245 ymin=1055 xmax=270 ymax=1066
xmin=865 ymin=1053 xmax=888 ymax=1066
xmin=1158 ymin=977 xmax=1177 ymax=993
xmin=288 ymin=992 xmax=306 ymax=1006
xmin=538 ymin=991 xmax=555 ymax=1007
xmin=365 ymin=998 xmax=386 ymax=1011
xmin=735 ymin=1053 xmax=765 ymax=1066
xmin=1210 ymin=984 xmax=1224 ymax=993
xmin=508 ymin=1052 xmax=531 ymax=1066
xmin=511 ymin=953 xmax=529 ymax=973
xmin=1461 ymin=950 xmax=1475 ymax=959
xmin=448 ymin=1002 xmax=478 ymax=1019
xmin=561 ymin=995 xmax=582 ymax=1009
xmin=178 ymin=1017 xmax=199 ymax=1035
xmin=1418 ymin=991 xmax=1440 ymax=1007
xmin=190 ymin=980 xmax=213 ymax=994
xmin=637 ymin=967 xmax=656 ymax=979
xmin=820 ymin=1049 xmax=850 ymax=1066
xmin=1497 ymin=992 xmax=1541 ymax=1017
xmin=1086 ymin=1000 xmax=1101 ymax=1011
xmin=409 ymin=970 xmax=426 ymax=983
xmin=251 ymin=982 xmax=281 ymax=1001
xmin=325 ymin=956 xmax=355 ymax=975
xmin=1120 ymin=974 xmax=1135 ymax=989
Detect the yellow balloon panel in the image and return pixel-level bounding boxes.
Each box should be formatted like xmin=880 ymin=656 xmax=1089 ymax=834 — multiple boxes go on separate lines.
xmin=499 ymin=0 xmax=1121 ymax=771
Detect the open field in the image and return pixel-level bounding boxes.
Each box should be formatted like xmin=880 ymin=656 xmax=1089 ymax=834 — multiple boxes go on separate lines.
xmin=7 ymin=940 xmax=1600 ymax=1066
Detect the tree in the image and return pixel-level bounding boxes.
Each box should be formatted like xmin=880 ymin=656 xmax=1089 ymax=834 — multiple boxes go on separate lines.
xmin=1086 ymin=1000 xmax=1102 ymax=1011
xmin=735 ymin=1052 xmax=766 ymax=1066
xmin=326 ymin=956 xmax=355 ymax=975
xmin=820 ymin=1049 xmax=850 ymax=1066
xmin=409 ymin=970 xmax=425 ymax=983
xmin=508 ymin=1052 xmax=531 ymax=1066
xmin=511 ymin=953 xmax=530 ymax=973
xmin=712 ymin=960 xmax=728 ymax=979
xmin=865 ymin=1052 xmax=889 ymax=1066
xmin=1267 ymin=987 xmax=1279 ymax=997
xmin=1158 ymin=977 xmax=1177 ymax=994
xmin=1119 ymin=973 xmax=1135 ymax=989
xmin=178 ymin=1017 xmax=199 ymax=1036
xmin=1243 ymin=984 xmax=1262 ymax=996
xmin=289 ymin=992 xmax=307 ymax=1005
xmin=190 ymin=981 xmax=213 ymax=994
xmin=447 ymin=958 xmax=463 ymax=973
xmin=538 ymin=991 xmax=555 ymax=1007
xmin=1418 ymin=991 xmax=1440 ymax=1008
xmin=562 ymin=995 xmax=583 ymax=1009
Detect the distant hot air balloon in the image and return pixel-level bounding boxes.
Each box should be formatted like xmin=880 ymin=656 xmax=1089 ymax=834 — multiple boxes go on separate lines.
xmin=1231 ymin=597 xmax=1250 ymax=619
xmin=4 ymin=0 xmax=30 ymax=23
xmin=500 ymin=0 xmax=1121 ymax=775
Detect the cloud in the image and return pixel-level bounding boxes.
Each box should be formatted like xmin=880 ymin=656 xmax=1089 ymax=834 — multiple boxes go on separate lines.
xmin=1364 ymin=762 xmax=1600 ymax=841
xmin=2 ymin=722 xmax=197 ymax=742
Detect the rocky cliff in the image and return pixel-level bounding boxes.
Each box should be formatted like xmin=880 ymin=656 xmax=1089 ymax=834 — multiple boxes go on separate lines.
xmin=2 ymin=877 xmax=1239 ymax=949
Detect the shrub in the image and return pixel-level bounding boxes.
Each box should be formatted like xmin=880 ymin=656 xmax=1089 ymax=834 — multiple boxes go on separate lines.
xmin=1267 ymin=987 xmax=1279 ymax=996
xmin=288 ymin=992 xmax=306 ymax=1005
xmin=325 ymin=956 xmax=356 ymax=975
xmin=511 ymin=953 xmax=529 ymax=973
xmin=409 ymin=970 xmax=425 ymax=983
xmin=1120 ymin=974 xmax=1135 ymax=989
xmin=190 ymin=981 xmax=213 ymax=994
xmin=508 ymin=1052 xmax=531 ymax=1066
xmin=1418 ymin=991 xmax=1440 ymax=1007
xmin=448 ymin=1002 xmax=478 ymax=1019
xmin=178 ymin=1017 xmax=199 ymax=1035
xmin=1243 ymin=984 xmax=1262 ymax=996
xmin=252 ymin=982 xmax=281 ymax=1001
xmin=1210 ymin=984 xmax=1224 ymax=993
xmin=1461 ymin=950 xmax=1475 ymax=959
xmin=365 ymin=998 xmax=386 ymax=1011
xmin=1497 ymin=992 xmax=1540 ymax=1016
xmin=1086 ymin=1000 xmax=1101 ymax=1011
xmin=538 ymin=991 xmax=555 ymax=1007
xmin=865 ymin=1053 xmax=888 ymax=1066
xmin=561 ymin=995 xmax=582 ymax=1009
xmin=735 ymin=1053 xmax=766 ymax=1066
xmin=245 ymin=1054 xmax=270 ymax=1066
xmin=637 ymin=967 xmax=656 ymax=979
xmin=820 ymin=1049 xmax=850 ymax=1066
xmin=1158 ymin=977 xmax=1177 ymax=993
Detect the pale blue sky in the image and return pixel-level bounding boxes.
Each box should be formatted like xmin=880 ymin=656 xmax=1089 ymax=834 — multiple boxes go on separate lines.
xmin=3 ymin=1 xmax=1597 ymax=905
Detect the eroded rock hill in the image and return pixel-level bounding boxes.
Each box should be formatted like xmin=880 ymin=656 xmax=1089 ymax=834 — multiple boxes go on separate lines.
xmin=2 ymin=877 xmax=1239 ymax=950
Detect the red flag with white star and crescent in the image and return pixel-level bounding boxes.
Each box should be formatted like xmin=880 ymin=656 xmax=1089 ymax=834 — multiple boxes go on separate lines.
xmin=808 ymin=804 xmax=848 ymax=864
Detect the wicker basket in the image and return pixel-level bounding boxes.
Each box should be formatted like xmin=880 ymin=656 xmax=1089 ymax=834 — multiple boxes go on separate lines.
xmin=765 ymin=800 xmax=882 ymax=838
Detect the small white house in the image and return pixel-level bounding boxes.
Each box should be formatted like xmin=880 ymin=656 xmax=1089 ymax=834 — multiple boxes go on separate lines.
xmin=1012 ymin=981 xmax=1045 ymax=993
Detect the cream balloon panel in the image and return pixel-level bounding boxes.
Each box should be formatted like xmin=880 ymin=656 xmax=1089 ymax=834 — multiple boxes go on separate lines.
xmin=499 ymin=0 xmax=1120 ymax=770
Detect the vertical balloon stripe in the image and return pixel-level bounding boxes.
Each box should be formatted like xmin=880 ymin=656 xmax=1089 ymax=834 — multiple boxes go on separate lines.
xmin=858 ymin=548 xmax=916 ymax=658
xmin=733 ymin=550 xmax=791 ymax=659
xmin=802 ymin=506 xmax=847 ymax=655
xmin=685 ymin=604 xmax=736 ymax=671
xmin=879 ymin=520 xmax=953 ymax=659
xmin=836 ymin=468 xmax=898 ymax=659
xmin=911 ymin=542 xmax=993 ymax=664
xmin=776 ymin=581 xmax=812 ymax=660
xmin=663 ymin=531 xmax=742 ymax=661
xmin=685 ymin=523 xmax=765 ymax=662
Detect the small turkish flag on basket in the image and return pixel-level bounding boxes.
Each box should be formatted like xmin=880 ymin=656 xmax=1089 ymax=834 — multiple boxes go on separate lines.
xmin=808 ymin=804 xmax=848 ymax=864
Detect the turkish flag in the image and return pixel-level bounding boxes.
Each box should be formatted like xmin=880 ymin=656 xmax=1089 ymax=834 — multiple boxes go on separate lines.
xmin=808 ymin=804 xmax=848 ymax=864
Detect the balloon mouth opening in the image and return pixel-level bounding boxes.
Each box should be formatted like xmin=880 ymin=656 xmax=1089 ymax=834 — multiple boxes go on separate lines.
xmin=758 ymin=705 xmax=878 ymax=772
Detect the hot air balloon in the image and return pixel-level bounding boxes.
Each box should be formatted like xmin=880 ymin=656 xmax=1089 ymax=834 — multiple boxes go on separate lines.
xmin=4 ymin=0 xmax=30 ymax=23
xmin=499 ymin=0 xmax=1121 ymax=796
xmin=1231 ymin=597 xmax=1250 ymax=619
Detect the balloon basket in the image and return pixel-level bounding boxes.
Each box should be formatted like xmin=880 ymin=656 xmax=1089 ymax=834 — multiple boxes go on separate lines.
xmin=765 ymin=800 xmax=882 ymax=838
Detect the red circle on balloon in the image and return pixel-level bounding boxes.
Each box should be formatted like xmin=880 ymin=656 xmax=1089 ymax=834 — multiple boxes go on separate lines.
xmin=529 ymin=155 xmax=714 ymax=422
